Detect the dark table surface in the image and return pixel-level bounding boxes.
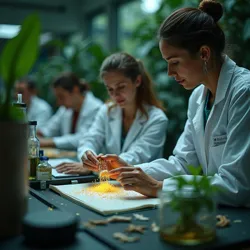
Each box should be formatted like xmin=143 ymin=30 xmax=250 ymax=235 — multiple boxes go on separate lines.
xmin=0 ymin=193 xmax=110 ymax=250
xmin=28 ymin=187 xmax=250 ymax=250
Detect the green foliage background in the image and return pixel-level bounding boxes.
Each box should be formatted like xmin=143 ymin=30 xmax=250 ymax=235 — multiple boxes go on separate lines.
xmin=32 ymin=0 xmax=250 ymax=157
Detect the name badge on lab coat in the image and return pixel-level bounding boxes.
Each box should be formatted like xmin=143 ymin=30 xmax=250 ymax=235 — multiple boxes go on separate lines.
xmin=212 ymin=134 xmax=227 ymax=147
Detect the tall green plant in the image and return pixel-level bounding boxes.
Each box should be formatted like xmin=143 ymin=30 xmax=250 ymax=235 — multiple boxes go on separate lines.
xmin=221 ymin=0 xmax=250 ymax=68
xmin=32 ymin=35 xmax=109 ymax=109
xmin=0 ymin=14 xmax=41 ymax=121
xmin=131 ymin=0 xmax=197 ymax=157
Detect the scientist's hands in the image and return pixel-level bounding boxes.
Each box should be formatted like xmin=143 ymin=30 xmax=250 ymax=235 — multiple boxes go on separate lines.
xmin=56 ymin=162 xmax=91 ymax=175
xmin=98 ymin=154 xmax=132 ymax=175
xmin=109 ymin=167 xmax=163 ymax=197
xmin=81 ymin=150 xmax=100 ymax=172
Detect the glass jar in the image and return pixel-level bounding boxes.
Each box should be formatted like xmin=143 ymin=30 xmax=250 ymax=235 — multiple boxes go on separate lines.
xmin=159 ymin=188 xmax=216 ymax=246
xmin=36 ymin=156 xmax=52 ymax=181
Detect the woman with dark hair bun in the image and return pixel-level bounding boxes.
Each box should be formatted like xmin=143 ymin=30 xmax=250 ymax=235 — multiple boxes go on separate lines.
xmin=101 ymin=0 xmax=250 ymax=207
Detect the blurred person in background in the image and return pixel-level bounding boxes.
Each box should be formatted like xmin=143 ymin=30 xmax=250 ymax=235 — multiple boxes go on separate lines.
xmin=37 ymin=72 xmax=103 ymax=150
xmin=56 ymin=52 xmax=168 ymax=175
xmin=15 ymin=77 xmax=52 ymax=129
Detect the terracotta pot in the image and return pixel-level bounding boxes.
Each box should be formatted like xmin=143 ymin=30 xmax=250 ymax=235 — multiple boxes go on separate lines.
xmin=0 ymin=122 xmax=28 ymax=239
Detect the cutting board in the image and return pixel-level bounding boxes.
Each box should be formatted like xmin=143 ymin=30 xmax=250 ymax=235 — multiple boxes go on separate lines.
xmin=50 ymin=181 xmax=159 ymax=215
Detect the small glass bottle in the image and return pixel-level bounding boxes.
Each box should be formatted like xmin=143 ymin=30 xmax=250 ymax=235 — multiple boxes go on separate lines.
xmin=36 ymin=156 xmax=52 ymax=181
xmin=28 ymin=121 xmax=40 ymax=180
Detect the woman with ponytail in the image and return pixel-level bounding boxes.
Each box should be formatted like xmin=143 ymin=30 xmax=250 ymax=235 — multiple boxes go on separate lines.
xmin=56 ymin=52 xmax=168 ymax=174
xmin=99 ymin=1 xmax=250 ymax=207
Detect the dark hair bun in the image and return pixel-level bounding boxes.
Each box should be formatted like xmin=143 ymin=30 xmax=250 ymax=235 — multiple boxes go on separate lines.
xmin=199 ymin=0 xmax=223 ymax=22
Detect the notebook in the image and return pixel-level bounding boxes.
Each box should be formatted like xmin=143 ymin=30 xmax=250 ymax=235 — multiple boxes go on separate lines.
xmin=50 ymin=181 xmax=159 ymax=215
xmin=49 ymin=158 xmax=79 ymax=178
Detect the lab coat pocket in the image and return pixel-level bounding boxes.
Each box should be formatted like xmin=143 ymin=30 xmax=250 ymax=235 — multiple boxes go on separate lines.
xmin=210 ymin=143 xmax=226 ymax=171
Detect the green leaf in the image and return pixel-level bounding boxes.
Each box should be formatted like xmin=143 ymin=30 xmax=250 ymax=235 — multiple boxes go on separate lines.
xmin=0 ymin=13 xmax=41 ymax=85
xmin=168 ymin=0 xmax=184 ymax=9
xmin=187 ymin=165 xmax=202 ymax=175
xmin=174 ymin=176 xmax=188 ymax=189
xmin=87 ymin=43 xmax=106 ymax=63
xmin=0 ymin=105 xmax=25 ymax=122
xmin=199 ymin=176 xmax=211 ymax=191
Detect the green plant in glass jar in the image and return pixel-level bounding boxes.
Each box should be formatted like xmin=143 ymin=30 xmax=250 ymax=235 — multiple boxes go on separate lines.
xmin=159 ymin=166 xmax=220 ymax=245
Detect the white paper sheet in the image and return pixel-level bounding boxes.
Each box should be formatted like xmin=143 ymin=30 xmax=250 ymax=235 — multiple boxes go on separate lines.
xmin=50 ymin=181 xmax=159 ymax=215
xmin=49 ymin=158 xmax=79 ymax=178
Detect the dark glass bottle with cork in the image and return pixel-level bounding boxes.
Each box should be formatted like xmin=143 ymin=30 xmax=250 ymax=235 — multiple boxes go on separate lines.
xmin=28 ymin=121 xmax=40 ymax=180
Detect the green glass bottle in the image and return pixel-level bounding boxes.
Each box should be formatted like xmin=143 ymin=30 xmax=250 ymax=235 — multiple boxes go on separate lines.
xmin=28 ymin=121 xmax=40 ymax=180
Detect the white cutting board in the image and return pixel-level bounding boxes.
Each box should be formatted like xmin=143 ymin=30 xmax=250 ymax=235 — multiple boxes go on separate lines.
xmin=50 ymin=181 xmax=159 ymax=215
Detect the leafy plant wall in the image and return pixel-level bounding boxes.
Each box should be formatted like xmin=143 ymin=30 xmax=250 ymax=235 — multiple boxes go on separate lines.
xmin=32 ymin=0 xmax=250 ymax=157
xmin=32 ymin=33 xmax=109 ymax=109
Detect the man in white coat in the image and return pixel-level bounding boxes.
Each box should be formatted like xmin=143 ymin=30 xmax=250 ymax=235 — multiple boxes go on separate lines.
xmin=38 ymin=73 xmax=102 ymax=150
xmin=15 ymin=78 xmax=52 ymax=129
xmin=94 ymin=2 xmax=250 ymax=207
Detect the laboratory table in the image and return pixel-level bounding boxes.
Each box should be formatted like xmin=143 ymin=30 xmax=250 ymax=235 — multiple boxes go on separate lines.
xmin=27 ymin=186 xmax=250 ymax=250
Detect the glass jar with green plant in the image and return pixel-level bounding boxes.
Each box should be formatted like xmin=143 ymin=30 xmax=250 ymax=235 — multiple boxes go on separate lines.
xmin=159 ymin=166 xmax=220 ymax=245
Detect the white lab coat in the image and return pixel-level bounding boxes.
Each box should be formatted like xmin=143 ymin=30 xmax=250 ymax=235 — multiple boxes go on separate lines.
xmin=40 ymin=92 xmax=102 ymax=150
xmin=77 ymin=103 xmax=168 ymax=165
xmin=28 ymin=96 xmax=52 ymax=129
xmin=139 ymin=56 xmax=250 ymax=207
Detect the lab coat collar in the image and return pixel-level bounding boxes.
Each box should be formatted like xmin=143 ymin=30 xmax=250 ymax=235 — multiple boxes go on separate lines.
xmin=192 ymin=98 xmax=207 ymax=167
xmin=109 ymin=106 xmax=122 ymax=152
xmin=122 ymin=108 xmax=147 ymax=152
xmin=214 ymin=55 xmax=236 ymax=105
xmin=79 ymin=92 xmax=97 ymax=117
xmin=196 ymin=55 xmax=236 ymax=106
xmin=109 ymin=105 xmax=148 ymax=152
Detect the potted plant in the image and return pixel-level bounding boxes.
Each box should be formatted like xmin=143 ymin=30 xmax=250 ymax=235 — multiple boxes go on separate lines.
xmin=159 ymin=166 xmax=220 ymax=245
xmin=0 ymin=13 xmax=40 ymax=239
